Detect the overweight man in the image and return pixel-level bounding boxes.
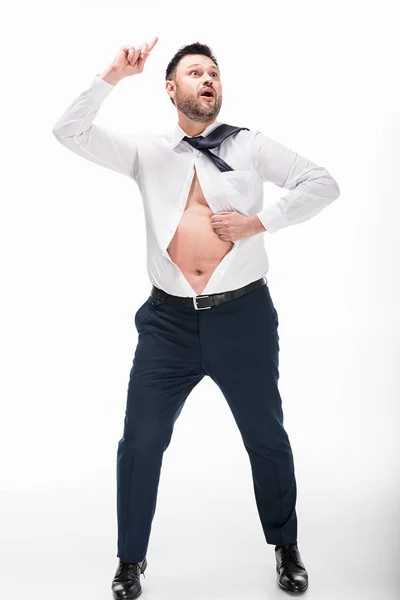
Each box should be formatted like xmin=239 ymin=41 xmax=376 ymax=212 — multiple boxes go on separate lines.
xmin=52 ymin=35 xmax=340 ymax=598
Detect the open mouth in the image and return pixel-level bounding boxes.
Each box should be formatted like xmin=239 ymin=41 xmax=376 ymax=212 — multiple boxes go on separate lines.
xmin=200 ymin=89 xmax=215 ymax=100
xmin=200 ymin=94 xmax=215 ymax=102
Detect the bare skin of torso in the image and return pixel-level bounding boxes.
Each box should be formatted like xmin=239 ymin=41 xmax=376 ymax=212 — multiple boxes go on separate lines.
xmin=166 ymin=166 xmax=233 ymax=295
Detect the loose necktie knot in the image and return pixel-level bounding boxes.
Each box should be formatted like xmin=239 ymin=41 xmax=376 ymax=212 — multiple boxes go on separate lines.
xmin=181 ymin=124 xmax=250 ymax=172
xmin=182 ymin=135 xmax=204 ymax=150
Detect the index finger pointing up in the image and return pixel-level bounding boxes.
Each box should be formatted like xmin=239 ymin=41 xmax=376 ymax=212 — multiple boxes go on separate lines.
xmin=147 ymin=36 xmax=159 ymax=53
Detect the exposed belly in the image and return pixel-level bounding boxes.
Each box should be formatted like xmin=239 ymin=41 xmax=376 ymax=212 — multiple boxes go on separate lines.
xmin=166 ymin=204 xmax=233 ymax=295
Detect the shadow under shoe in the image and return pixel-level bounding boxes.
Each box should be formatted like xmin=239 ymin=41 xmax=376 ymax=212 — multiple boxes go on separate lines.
xmin=111 ymin=557 xmax=147 ymax=600
xmin=275 ymin=543 xmax=308 ymax=593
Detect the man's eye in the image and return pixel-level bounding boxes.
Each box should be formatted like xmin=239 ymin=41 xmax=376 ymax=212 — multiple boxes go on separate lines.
xmin=190 ymin=70 xmax=218 ymax=77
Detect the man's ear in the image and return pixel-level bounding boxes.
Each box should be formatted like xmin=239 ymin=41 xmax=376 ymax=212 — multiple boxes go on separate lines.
xmin=166 ymin=80 xmax=175 ymax=100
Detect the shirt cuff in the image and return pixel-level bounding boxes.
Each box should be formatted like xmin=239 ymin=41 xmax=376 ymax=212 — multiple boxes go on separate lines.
xmin=256 ymin=202 xmax=288 ymax=234
xmin=84 ymin=74 xmax=118 ymax=102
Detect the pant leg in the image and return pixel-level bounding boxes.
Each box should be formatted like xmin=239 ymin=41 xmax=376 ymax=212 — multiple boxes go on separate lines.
xmin=117 ymin=296 xmax=205 ymax=563
xmin=199 ymin=282 xmax=297 ymax=546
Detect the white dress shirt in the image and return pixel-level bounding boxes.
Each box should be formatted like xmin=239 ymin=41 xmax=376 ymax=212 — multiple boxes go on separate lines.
xmin=52 ymin=75 xmax=340 ymax=297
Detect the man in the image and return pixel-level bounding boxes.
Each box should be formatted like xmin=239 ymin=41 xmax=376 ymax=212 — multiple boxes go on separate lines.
xmin=52 ymin=36 xmax=340 ymax=598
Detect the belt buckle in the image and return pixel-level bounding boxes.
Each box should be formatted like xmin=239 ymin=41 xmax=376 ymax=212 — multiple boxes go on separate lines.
xmin=193 ymin=295 xmax=212 ymax=310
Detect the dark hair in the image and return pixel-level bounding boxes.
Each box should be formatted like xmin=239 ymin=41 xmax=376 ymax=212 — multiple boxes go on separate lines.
xmin=165 ymin=42 xmax=219 ymax=106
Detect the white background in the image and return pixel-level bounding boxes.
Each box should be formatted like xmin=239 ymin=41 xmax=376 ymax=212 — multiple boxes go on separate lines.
xmin=2 ymin=0 xmax=399 ymax=598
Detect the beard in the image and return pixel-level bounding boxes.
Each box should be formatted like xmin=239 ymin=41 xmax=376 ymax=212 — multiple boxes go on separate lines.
xmin=174 ymin=85 xmax=222 ymax=123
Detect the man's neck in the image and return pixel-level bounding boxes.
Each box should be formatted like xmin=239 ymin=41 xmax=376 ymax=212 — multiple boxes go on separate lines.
xmin=179 ymin=117 xmax=217 ymax=138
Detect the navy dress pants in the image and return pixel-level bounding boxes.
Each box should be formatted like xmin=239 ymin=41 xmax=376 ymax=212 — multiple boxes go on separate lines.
xmin=116 ymin=280 xmax=297 ymax=563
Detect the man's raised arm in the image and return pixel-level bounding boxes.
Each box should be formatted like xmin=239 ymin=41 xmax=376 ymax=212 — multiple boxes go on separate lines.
xmin=51 ymin=38 xmax=158 ymax=181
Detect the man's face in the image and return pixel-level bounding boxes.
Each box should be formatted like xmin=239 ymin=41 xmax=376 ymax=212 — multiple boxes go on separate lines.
xmin=167 ymin=54 xmax=222 ymax=123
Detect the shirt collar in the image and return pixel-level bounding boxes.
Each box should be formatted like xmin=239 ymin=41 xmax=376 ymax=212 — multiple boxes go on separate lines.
xmin=169 ymin=119 xmax=222 ymax=150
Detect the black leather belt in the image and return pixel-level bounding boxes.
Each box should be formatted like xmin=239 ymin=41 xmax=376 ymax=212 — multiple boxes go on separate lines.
xmin=150 ymin=277 xmax=266 ymax=310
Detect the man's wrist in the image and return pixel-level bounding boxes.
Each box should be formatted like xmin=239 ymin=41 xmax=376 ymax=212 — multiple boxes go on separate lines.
xmin=251 ymin=215 xmax=267 ymax=234
xmin=97 ymin=66 xmax=125 ymax=86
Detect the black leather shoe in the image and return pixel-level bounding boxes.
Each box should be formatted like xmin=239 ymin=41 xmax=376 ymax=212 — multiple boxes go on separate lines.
xmin=111 ymin=557 xmax=147 ymax=600
xmin=275 ymin=543 xmax=308 ymax=593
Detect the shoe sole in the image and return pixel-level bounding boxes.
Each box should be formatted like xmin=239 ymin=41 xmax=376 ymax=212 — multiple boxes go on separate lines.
xmin=276 ymin=564 xmax=309 ymax=594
